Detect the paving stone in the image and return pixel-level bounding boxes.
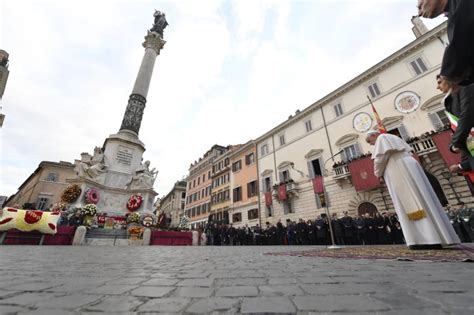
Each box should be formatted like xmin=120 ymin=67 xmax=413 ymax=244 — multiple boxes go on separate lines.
xmin=0 ymin=305 xmax=30 ymax=314
xmin=7 ymin=282 xmax=59 ymax=291
xmin=215 ymin=285 xmax=259 ymax=297
xmin=87 ymin=284 xmax=138 ymax=295
xmin=0 ymin=292 xmax=61 ymax=306
xmin=141 ymin=278 xmax=179 ymax=286
xmin=292 ymin=295 xmax=389 ymax=312
xmin=137 ymin=298 xmax=191 ymax=312
xmin=300 ymin=283 xmax=390 ymax=295
xmin=185 ymin=297 xmax=239 ymax=313
xmin=215 ymin=277 xmax=267 ymax=286
xmin=267 ymin=277 xmax=298 ymax=284
xmin=33 ymin=293 xmax=102 ymax=309
xmin=241 ymin=297 xmax=296 ymax=313
xmin=84 ymin=296 xmax=144 ymax=312
xmin=106 ymin=277 xmax=148 ymax=285
xmin=130 ymin=286 xmax=175 ymax=298
xmin=176 ymin=278 xmax=214 ymax=287
xmin=174 ymin=287 xmax=213 ymax=298
xmin=297 ymin=276 xmax=338 ymax=284
xmin=17 ymin=310 xmax=77 ymax=315
xmin=259 ymin=284 xmax=305 ymax=296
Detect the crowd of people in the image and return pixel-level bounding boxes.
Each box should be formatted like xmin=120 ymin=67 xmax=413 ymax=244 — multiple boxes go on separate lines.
xmin=203 ymin=211 xmax=407 ymax=246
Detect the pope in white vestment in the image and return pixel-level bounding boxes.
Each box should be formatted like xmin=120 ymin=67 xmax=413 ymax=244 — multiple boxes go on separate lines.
xmin=366 ymin=131 xmax=460 ymax=248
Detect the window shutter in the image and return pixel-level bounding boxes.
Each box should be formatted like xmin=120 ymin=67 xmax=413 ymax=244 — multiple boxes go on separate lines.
xmin=428 ymin=112 xmax=444 ymax=130
xmin=341 ymin=149 xmax=347 ymax=162
xmin=278 ymin=172 xmax=284 ymax=183
xmin=247 ymin=183 xmax=251 ymax=198
xmin=398 ymin=125 xmax=409 ymax=140
xmin=354 ymin=143 xmax=361 ymax=158
xmin=307 ymin=161 xmax=315 ymax=179
xmin=314 ymin=195 xmax=321 ymax=209
xmin=410 ymin=61 xmax=421 ymax=75
xmin=417 ymin=58 xmax=427 ymax=72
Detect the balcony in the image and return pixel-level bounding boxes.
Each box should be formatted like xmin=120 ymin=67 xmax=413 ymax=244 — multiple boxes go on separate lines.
xmin=333 ymin=164 xmax=350 ymax=179
xmin=409 ymin=136 xmax=437 ymax=156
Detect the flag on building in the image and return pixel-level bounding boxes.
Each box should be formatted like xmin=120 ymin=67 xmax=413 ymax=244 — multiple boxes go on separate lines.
xmin=368 ymin=96 xmax=387 ymax=134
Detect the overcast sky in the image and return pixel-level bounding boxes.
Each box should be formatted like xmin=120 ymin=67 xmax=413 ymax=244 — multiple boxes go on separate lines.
xmin=0 ymin=0 xmax=445 ymax=198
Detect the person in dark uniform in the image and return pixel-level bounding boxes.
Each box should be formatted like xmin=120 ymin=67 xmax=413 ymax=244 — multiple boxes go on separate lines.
xmin=364 ymin=213 xmax=377 ymax=245
xmin=296 ymin=219 xmax=308 ymax=245
xmin=331 ymin=213 xmax=344 ymax=245
xmin=213 ymin=223 xmax=221 ymax=246
xmin=254 ymin=224 xmax=263 ymax=245
xmin=228 ymin=224 xmax=236 ymax=246
xmin=276 ymin=219 xmax=285 ymax=245
xmin=287 ymin=221 xmax=296 ymax=245
xmin=374 ymin=212 xmax=387 ymax=244
xmin=353 ymin=214 xmax=366 ymax=245
xmin=315 ymin=215 xmax=328 ymax=245
xmin=307 ymin=220 xmax=316 ymax=245
xmin=341 ymin=211 xmax=354 ymax=245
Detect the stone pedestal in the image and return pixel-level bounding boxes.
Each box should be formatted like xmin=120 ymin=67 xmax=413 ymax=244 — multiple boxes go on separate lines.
xmin=68 ymin=178 xmax=157 ymax=215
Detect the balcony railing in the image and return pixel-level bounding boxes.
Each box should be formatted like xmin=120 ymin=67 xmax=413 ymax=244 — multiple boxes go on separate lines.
xmin=333 ymin=164 xmax=350 ymax=179
xmin=409 ymin=136 xmax=437 ymax=156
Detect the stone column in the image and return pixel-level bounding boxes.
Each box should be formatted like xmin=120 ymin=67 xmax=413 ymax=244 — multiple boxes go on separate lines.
xmin=119 ymin=33 xmax=166 ymax=136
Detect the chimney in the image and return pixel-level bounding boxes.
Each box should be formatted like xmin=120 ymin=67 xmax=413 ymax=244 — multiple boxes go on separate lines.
xmin=411 ymin=16 xmax=429 ymax=38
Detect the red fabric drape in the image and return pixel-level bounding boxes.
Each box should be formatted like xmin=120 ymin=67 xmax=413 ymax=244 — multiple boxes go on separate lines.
xmin=150 ymin=230 xmax=192 ymax=246
xmin=2 ymin=226 xmax=76 ymax=245
xmin=264 ymin=192 xmax=272 ymax=206
xmin=312 ymin=176 xmax=324 ymax=194
xmin=278 ymin=184 xmax=287 ymax=201
xmin=432 ymin=130 xmax=461 ymax=167
xmin=348 ymin=157 xmax=382 ymax=192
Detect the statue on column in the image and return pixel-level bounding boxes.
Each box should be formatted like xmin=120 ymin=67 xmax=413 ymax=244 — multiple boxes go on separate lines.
xmin=76 ymin=147 xmax=106 ymax=180
xmin=150 ymin=10 xmax=168 ymax=38
xmin=128 ymin=160 xmax=158 ymax=189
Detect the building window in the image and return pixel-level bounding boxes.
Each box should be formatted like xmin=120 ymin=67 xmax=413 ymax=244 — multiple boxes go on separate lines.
xmin=232 ymin=213 xmax=242 ymax=223
xmin=341 ymin=143 xmax=361 ymax=162
xmin=279 ymin=134 xmax=285 ymax=146
xmin=280 ymin=170 xmax=290 ymax=182
xmin=308 ymin=158 xmax=323 ymax=178
xmin=410 ymin=57 xmax=428 ymax=75
xmin=203 ymin=174 xmax=206 ymax=182
xmin=368 ymin=82 xmax=381 ymax=98
xmin=208 ymin=170 xmax=211 ymax=178
xmin=428 ymin=110 xmax=450 ymax=131
xmin=304 ymin=120 xmax=312 ymax=132
xmin=263 ymin=177 xmax=272 ymax=192
xmin=233 ymin=187 xmax=242 ymax=202
xmin=193 ymin=179 xmax=196 ymax=187
xmin=247 ymin=180 xmax=258 ymax=197
xmin=181 ymin=192 xmax=186 ymax=199
xmin=387 ymin=125 xmax=409 ymax=141
xmin=334 ymin=103 xmax=343 ymax=117
xmin=37 ymin=197 xmax=49 ymax=210
xmin=283 ymin=200 xmax=293 ymax=214
xmin=46 ymin=173 xmax=58 ymax=182
xmin=224 ymin=158 xmax=230 ymax=166
xmin=261 ymin=144 xmax=269 ymax=156
xmin=197 ymin=177 xmax=200 ymax=185
xmin=245 ymin=153 xmax=255 ymax=165
xmin=248 ymin=208 xmax=259 ymax=220
xmin=232 ymin=160 xmax=242 ymax=172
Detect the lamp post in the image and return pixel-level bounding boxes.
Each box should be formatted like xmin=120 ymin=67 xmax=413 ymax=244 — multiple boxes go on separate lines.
xmin=322 ymin=150 xmax=344 ymax=249
xmin=441 ymin=171 xmax=461 ymax=204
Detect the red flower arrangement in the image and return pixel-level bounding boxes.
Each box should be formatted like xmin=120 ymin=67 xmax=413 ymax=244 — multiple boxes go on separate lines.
xmin=127 ymin=193 xmax=143 ymax=212
xmin=85 ymin=187 xmax=100 ymax=204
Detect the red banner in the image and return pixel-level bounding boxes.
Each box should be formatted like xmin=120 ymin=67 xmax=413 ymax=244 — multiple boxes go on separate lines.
xmin=278 ymin=184 xmax=287 ymax=201
xmin=312 ymin=176 xmax=324 ymax=194
xmin=432 ymin=130 xmax=461 ymax=168
xmin=348 ymin=157 xmax=382 ymax=192
xmin=150 ymin=230 xmax=192 ymax=246
xmin=264 ymin=192 xmax=272 ymax=206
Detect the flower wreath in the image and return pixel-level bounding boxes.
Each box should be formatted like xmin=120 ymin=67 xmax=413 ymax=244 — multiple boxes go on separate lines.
xmin=127 ymin=193 xmax=143 ymax=212
xmin=85 ymin=187 xmax=100 ymax=204
xmin=60 ymin=184 xmax=82 ymax=203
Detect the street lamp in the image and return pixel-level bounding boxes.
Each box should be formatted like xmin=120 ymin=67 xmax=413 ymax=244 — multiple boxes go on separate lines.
xmin=322 ymin=150 xmax=344 ymax=249
xmin=441 ymin=171 xmax=461 ymax=204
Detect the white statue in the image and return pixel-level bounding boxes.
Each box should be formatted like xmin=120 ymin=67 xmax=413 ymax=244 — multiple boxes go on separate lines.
xmin=129 ymin=160 xmax=158 ymax=189
xmin=76 ymin=147 xmax=106 ymax=180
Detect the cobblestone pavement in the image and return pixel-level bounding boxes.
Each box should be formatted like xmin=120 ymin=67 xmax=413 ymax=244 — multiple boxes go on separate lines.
xmin=0 ymin=246 xmax=472 ymax=314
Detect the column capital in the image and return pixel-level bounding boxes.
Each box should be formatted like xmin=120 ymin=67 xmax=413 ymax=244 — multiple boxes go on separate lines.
xmin=143 ymin=32 xmax=166 ymax=55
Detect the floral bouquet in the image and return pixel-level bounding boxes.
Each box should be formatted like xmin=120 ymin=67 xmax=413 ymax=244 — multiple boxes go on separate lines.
xmin=61 ymin=184 xmax=82 ymax=203
xmin=126 ymin=212 xmax=141 ymax=224
xmin=82 ymin=204 xmax=98 ymax=216
xmin=127 ymin=226 xmax=144 ymax=239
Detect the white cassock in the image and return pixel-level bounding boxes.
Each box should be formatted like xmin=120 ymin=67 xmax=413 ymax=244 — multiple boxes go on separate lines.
xmin=372 ymin=134 xmax=460 ymax=246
